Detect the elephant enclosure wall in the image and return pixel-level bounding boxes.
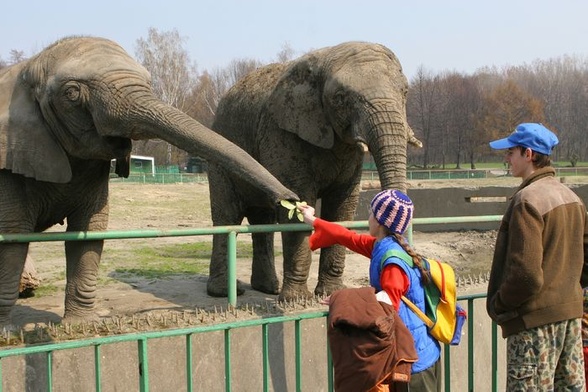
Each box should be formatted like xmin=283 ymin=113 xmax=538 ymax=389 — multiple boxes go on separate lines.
xmin=2 ymin=318 xmax=331 ymax=392
xmin=2 ymin=297 xmax=503 ymax=392
xmin=358 ymin=183 xmax=588 ymax=231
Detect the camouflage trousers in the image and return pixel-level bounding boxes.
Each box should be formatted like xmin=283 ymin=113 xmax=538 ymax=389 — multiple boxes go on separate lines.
xmin=506 ymin=318 xmax=585 ymax=391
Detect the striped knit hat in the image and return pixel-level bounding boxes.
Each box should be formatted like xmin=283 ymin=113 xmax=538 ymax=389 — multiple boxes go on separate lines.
xmin=370 ymin=190 xmax=413 ymax=234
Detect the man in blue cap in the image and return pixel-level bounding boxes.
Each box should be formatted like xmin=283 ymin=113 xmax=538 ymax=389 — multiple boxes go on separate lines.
xmin=487 ymin=123 xmax=588 ymax=390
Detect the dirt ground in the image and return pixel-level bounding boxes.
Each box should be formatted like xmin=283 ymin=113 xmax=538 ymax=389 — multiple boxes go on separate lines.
xmin=11 ymin=175 xmax=588 ymax=331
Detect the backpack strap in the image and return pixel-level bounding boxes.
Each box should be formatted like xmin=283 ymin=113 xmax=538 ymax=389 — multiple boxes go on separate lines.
xmin=379 ymin=249 xmax=414 ymax=270
xmin=379 ymin=250 xmax=436 ymax=328
xmin=401 ymin=296 xmax=434 ymax=328
xmin=429 ymin=258 xmax=447 ymax=302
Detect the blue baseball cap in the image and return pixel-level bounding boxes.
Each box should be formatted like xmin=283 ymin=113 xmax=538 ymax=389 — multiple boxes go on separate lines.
xmin=489 ymin=123 xmax=559 ymax=156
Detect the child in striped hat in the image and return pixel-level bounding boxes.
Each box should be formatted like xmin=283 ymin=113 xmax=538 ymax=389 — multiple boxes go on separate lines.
xmin=298 ymin=189 xmax=442 ymax=392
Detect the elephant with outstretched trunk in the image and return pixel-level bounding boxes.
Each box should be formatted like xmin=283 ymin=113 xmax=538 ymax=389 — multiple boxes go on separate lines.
xmin=207 ymin=41 xmax=422 ymax=301
xmin=0 ymin=36 xmax=298 ymax=327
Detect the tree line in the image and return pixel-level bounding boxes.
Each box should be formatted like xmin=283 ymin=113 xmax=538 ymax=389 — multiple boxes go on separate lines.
xmin=2 ymin=28 xmax=587 ymax=169
xmin=408 ymin=58 xmax=588 ymax=169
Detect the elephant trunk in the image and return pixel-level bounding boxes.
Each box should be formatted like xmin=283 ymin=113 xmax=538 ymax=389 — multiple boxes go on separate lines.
xmin=363 ymin=111 xmax=410 ymax=193
xmin=123 ymin=98 xmax=299 ymax=204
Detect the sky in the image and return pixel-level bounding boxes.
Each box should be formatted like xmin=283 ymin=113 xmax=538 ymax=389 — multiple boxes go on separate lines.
xmin=2 ymin=1 xmax=588 ymax=80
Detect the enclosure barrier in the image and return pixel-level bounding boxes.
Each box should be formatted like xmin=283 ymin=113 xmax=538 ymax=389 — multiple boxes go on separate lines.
xmin=0 ymin=215 xmax=504 ymax=392
xmin=110 ymin=166 xmax=588 ymax=184
xmin=365 ymin=166 xmax=588 ymax=182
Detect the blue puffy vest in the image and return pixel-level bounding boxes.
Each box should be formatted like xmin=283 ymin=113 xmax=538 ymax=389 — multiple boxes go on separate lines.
xmin=370 ymin=236 xmax=441 ymax=373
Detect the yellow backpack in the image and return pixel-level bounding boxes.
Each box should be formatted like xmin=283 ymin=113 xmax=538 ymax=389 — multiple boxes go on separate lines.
xmin=380 ymin=250 xmax=466 ymax=345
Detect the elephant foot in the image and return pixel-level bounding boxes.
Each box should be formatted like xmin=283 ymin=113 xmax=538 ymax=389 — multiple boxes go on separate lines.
xmin=19 ymin=287 xmax=36 ymax=298
xmin=278 ymin=283 xmax=313 ymax=302
xmin=61 ymin=310 xmax=100 ymax=325
xmin=314 ymin=278 xmax=346 ymax=297
xmin=0 ymin=310 xmax=13 ymax=330
xmin=206 ymin=277 xmax=246 ymax=298
xmin=0 ymin=311 xmax=17 ymax=333
xmin=251 ymin=274 xmax=280 ymax=295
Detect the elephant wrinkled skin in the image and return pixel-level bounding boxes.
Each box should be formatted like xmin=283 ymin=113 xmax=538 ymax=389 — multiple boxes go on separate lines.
xmin=207 ymin=41 xmax=422 ymax=301
xmin=0 ymin=36 xmax=298 ymax=327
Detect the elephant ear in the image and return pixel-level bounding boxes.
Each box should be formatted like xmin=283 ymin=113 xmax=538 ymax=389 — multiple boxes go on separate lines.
xmin=0 ymin=64 xmax=72 ymax=183
xmin=267 ymin=58 xmax=334 ymax=149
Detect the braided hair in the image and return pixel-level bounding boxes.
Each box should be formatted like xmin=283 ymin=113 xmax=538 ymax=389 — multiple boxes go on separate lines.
xmin=392 ymin=232 xmax=431 ymax=284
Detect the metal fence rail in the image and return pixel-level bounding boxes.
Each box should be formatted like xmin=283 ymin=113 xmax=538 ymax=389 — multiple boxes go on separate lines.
xmin=0 ymin=295 xmax=494 ymax=392
xmin=0 ymin=216 xmax=504 ymax=391
xmin=0 ymin=311 xmax=330 ymax=392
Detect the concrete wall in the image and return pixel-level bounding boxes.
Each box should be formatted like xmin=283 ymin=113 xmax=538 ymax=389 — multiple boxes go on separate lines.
xmin=0 ymin=280 xmax=505 ymax=391
xmin=357 ymin=183 xmax=588 ymax=231
xmin=2 ymin=317 xmax=332 ymax=392
xmin=2 ymin=305 xmax=504 ymax=392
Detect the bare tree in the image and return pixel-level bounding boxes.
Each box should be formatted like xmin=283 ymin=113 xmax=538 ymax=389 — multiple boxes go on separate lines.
xmin=186 ymin=42 xmax=295 ymax=129
xmin=407 ymin=66 xmax=443 ymax=168
xmin=9 ymin=49 xmax=26 ymax=65
xmin=1 ymin=49 xmax=27 ymax=69
xmin=275 ymin=41 xmax=296 ymax=63
xmin=444 ymin=73 xmax=483 ymax=169
xmin=186 ymin=70 xmax=224 ymax=127
xmin=135 ymin=28 xmax=197 ymax=111
xmin=477 ymin=79 xmax=545 ymax=163
xmin=508 ymin=56 xmax=588 ymax=162
xmin=225 ymin=58 xmax=263 ymax=86
xmin=134 ymin=27 xmax=198 ymax=166
xmin=186 ymin=57 xmax=263 ymax=127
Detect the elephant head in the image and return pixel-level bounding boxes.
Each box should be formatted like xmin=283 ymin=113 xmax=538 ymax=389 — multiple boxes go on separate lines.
xmin=267 ymin=41 xmax=422 ymax=191
xmin=0 ymin=36 xmax=297 ymax=202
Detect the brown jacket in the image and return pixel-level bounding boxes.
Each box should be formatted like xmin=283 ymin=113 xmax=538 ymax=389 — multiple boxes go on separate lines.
xmin=487 ymin=167 xmax=588 ymax=337
xmin=328 ymin=286 xmax=418 ymax=392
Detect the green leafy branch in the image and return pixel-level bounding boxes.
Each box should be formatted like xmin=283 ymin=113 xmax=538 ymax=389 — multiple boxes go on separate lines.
xmin=280 ymin=200 xmax=307 ymax=222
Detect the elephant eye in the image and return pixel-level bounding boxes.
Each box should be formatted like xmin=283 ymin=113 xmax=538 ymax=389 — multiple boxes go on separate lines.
xmin=332 ymin=92 xmax=345 ymax=107
xmin=63 ymin=84 xmax=81 ymax=102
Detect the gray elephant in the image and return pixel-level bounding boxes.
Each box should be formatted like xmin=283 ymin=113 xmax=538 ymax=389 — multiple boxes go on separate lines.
xmin=207 ymin=41 xmax=422 ymax=301
xmin=0 ymin=36 xmax=298 ymax=327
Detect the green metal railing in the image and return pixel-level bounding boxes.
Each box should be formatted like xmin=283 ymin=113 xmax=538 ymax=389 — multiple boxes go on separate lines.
xmin=0 ymin=215 xmax=504 ymax=391
xmin=0 ymin=216 xmax=502 ymax=306
xmin=109 ymin=172 xmax=209 ymax=184
xmin=0 ymin=295 xmax=494 ymax=392
xmin=0 ymin=311 xmax=329 ymax=392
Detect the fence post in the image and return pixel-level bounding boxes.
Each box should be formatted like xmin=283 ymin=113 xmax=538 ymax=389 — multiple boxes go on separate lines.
xmin=227 ymin=231 xmax=237 ymax=307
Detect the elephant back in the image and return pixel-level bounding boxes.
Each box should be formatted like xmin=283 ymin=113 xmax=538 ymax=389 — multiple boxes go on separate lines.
xmin=212 ymin=63 xmax=288 ymax=154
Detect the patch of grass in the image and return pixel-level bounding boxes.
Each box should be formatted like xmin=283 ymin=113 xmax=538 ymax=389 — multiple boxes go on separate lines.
xmin=106 ymin=241 xmax=257 ymax=280
xmin=133 ymin=241 xmax=254 ymax=260
xmin=31 ymin=284 xmax=61 ymax=297
xmin=113 ymin=266 xmax=208 ymax=280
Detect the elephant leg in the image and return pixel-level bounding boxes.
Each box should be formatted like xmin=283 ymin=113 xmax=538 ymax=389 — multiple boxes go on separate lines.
xmin=278 ymin=231 xmax=313 ymax=301
xmin=207 ymin=167 xmax=246 ymax=297
xmin=315 ymin=184 xmax=362 ymax=296
xmin=315 ymin=244 xmax=348 ymax=297
xmin=248 ymin=207 xmax=279 ymax=294
xmin=0 ymin=243 xmax=29 ymax=327
xmin=63 ymin=240 xmax=103 ymax=322
xmin=208 ymin=233 xmax=247 ymax=297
